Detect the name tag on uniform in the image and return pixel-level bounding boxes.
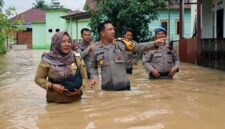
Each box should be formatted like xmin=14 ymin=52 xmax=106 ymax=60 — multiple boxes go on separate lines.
xmin=167 ymin=51 xmax=172 ymax=55
xmin=75 ymin=52 xmax=80 ymax=57
xmin=153 ymin=53 xmax=162 ymax=58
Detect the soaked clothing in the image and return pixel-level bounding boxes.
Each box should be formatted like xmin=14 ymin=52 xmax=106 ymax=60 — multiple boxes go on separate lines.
xmin=142 ymin=45 xmax=180 ymax=79
xmin=149 ymin=72 xmax=172 ymax=79
xmin=124 ymin=51 xmax=141 ymax=74
xmin=73 ymin=41 xmax=93 ymax=79
xmin=35 ymin=53 xmax=88 ymax=103
xmin=49 ymin=58 xmax=83 ymax=92
xmin=90 ymin=40 xmax=156 ymax=91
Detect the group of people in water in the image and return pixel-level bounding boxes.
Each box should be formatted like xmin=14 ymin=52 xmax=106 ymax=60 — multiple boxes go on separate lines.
xmin=34 ymin=20 xmax=180 ymax=103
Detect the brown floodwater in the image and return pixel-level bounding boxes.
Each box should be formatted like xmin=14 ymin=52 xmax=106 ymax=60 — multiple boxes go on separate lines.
xmin=0 ymin=50 xmax=225 ymax=129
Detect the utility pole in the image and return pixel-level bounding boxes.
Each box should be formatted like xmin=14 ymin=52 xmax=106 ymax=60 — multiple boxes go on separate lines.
xmin=179 ymin=0 xmax=184 ymax=39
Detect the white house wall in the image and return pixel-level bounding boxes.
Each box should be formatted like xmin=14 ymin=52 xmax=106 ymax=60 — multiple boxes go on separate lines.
xmin=191 ymin=0 xmax=197 ymax=36
xmin=202 ymin=0 xmax=225 ymax=38
xmin=202 ymin=0 xmax=213 ymax=38
xmin=66 ymin=19 xmax=90 ymax=41
xmin=212 ymin=0 xmax=225 ymax=38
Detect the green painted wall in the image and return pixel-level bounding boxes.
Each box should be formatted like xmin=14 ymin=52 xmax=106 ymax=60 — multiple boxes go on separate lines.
xmin=65 ymin=9 xmax=192 ymax=42
xmin=32 ymin=9 xmax=192 ymax=49
xmin=32 ymin=9 xmax=68 ymax=49
xmin=32 ymin=22 xmax=47 ymax=49
xmin=149 ymin=9 xmax=192 ymax=41
xmin=66 ymin=18 xmax=90 ymax=41
xmin=45 ymin=10 xmax=68 ymax=46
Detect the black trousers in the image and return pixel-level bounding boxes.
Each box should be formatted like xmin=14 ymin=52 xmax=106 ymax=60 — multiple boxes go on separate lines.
xmin=126 ymin=68 xmax=133 ymax=74
xmin=149 ymin=72 xmax=173 ymax=79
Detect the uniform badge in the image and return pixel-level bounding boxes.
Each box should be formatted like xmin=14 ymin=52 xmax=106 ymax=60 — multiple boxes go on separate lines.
xmin=117 ymin=55 xmax=122 ymax=61
xmin=99 ymin=59 xmax=104 ymax=65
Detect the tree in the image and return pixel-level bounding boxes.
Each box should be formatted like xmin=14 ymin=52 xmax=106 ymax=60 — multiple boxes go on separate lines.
xmin=0 ymin=7 xmax=23 ymax=54
xmin=0 ymin=0 xmax=4 ymax=12
xmin=33 ymin=0 xmax=49 ymax=9
xmin=88 ymin=0 xmax=166 ymax=42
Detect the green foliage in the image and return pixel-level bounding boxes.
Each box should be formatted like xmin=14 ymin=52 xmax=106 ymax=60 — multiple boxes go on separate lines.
xmin=0 ymin=7 xmax=23 ymax=54
xmin=0 ymin=0 xmax=4 ymax=12
xmin=33 ymin=0 xmax=49 ymax=10
xmin=0 ymin=34 xmax=6 ymax=54
xmin=89 ymin=0 xmax=166 ymax=42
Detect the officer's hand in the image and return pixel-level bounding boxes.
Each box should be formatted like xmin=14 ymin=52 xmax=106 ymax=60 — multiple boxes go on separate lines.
xmin=88 ymin=43 xmax=95 ymax=52
xmin=41 ymin=52 xmax=48 ymax=57
xmin=131 ymin=59 xmax=139 ymax=65
xmin=169 ymin=67 xmax=178 ymax=77
xmin=151 ymin=69 xmax=160 ymax=77
xmin=154 ymin=38 xmax=166 ymax=46
xmin=90 ymin=79 xmax=98 ymax=89
xmin=52 ymin=84 xmax=65 ymax=94
xmin=87 ymin=46 xmax=92 ymax=52
xmin=64 ymin=89 xmax=82 ymax=97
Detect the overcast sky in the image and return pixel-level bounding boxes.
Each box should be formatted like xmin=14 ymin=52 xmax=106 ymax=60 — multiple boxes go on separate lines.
xmin=3 ymin=0 xmax=86 ymax=14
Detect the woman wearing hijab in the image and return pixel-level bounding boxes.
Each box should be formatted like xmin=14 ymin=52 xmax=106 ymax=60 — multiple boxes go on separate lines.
xmin=35 ymin=32 xmax=88 ymax=103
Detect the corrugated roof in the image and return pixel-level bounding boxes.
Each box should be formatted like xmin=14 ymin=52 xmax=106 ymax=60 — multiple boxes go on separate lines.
xmin=61 ymin=11 xmax=91 ymax=20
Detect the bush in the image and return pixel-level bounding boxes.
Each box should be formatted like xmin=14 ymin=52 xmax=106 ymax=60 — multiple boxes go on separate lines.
xmin=0 ymin=35 xmax=6 ymax=54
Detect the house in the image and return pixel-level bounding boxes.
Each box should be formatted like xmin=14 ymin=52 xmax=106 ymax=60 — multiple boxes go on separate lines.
xmin=11 ymin=0 xmax=196 ymax=50
xmin=31 ymin=2 xmax=91 ymax=49
xmin=200 ymin=0 xmax=225 ymax=70
xmin=32 ymin=8 xmax=69 ymax=49
xmin=202 ymin=0 xmax=224 ymax=39
xmin=10 ymin=1 xmax=89 ymax=49
xmin=61 ymin=11 xmax=91 ymax=42
xmin=84 ymin=0 xmax=195 ymax=41
xmin=10 ymin=8 xmax=45 ymax=49
xmin=149 ymin=4 xmax=193 ymax=41
xmin=178 ymin=0 xmax=225 ymax=70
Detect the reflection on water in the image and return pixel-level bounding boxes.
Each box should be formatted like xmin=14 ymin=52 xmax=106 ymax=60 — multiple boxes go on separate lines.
xmin=1 ymin=50 xmax=225 ymax=129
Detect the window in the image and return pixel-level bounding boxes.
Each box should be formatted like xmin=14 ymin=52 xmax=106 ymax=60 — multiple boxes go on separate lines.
xmin=160 ymin=20 xmax=168 ymax=31
xmin=48 ymin=29 xmax=53 ymax=33
xmin=56 ymin=29 xmax=60 ymax=32
xmin=176 ymin=20 xmax=180 ymax=35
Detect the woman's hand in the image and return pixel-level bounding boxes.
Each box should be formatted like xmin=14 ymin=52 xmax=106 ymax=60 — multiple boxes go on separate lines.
xmin=64 ymin=89 xmax=82 ymax=97
xmin=52 ymin=84 xmax=65 ymax=94
xmin=90 ymin=79 xmax=98 ymax=89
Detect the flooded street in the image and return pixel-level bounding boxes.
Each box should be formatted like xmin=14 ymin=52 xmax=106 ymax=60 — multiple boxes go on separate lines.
xmin=1 ymin=50 xmax=225 ymax=129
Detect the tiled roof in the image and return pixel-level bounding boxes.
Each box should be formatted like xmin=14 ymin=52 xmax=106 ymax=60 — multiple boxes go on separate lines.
xmin=10 ymin=8 xmax=45 ymax=25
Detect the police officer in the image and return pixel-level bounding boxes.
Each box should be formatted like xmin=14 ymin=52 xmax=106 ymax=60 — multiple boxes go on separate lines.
xmin=73 ymin=28 xmax=95 ymax=79
xmin=89 ymin=20 xmax=166 ymax=91
xmin=142 ymin=27 xmax=180 ymax=79
xmin=123 ymin=29 xmax=140 ymax=74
